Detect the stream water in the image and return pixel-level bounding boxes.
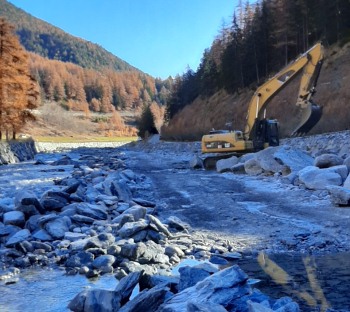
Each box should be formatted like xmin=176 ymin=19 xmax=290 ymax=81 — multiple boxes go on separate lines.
xmin=1 ymin=253 xmax=350 ymax=311
xmin=238 ymin=252 xmax=350 ymax=311
xmin=0 ymin=268 xmax=117 ymax=312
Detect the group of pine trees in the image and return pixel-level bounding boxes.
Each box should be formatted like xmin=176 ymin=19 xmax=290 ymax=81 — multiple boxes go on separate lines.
xmin=166 ymin=0 xmax=350 ymax=120
xmin=0 ymin=17 xmax=39 ymax=140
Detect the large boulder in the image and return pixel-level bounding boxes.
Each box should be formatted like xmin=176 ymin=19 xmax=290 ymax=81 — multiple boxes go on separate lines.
xmin=254 ymin=147 xmax=288 ymax=174
xmin=40 ymin=190 xmax=70 ymax=211
xmin=122 ymin=205 xmax=147 ymax=221
xmin=244 ymin=146 xmax=314 ymax=176
xmin=159 ymin=265 xmax=250 ymax=311
xmin=328 ymin=165 xmax=349 ymax=181
xmin=65 ymin=251 xmax=95 ymax=268
xmin=118 ymin=220 xmax=149 ymax=238
xmin=85 ymin=233 xmax=116 ymax=249
xmin=298 ymin=166 xmax=343 ymax=190
xmin=6 ymin=229 xmax=31 ymax=247
xmin=216 ymin=156 xmax=239 ymax=173
xmin=92 ymin=255 xmax=116 ymax=270
xmin=15 ymin=191 xmax=45 ymax=216
xmin=111 ymin=179 xmax=132 ymax=203
xmin=120 ymin=242 xmax=147 ymax=260
xmin=273 ymin=146 xmax=314 ymax=172
xmin=189 ymin=155 xmax=203 ymax=170
xmin=75 ymin=203 xmax=108 ymax=220
xmin=177 ymin=266 xmax=211 ymax=291
xmin=343 ymin=173 xmax=350 ymax=190
xmin=244 ymin=158 xmax=263 ymax=175
xmin=118 ymin=284 xmax=169 ymax=312
xmin=44 ymin=216 xmax=71 ymax=239
xmin=327 ymin=186 xmax=350 ymax=206
xmin=68 ymin=289 xmax=115 ymax=312
xmin=69 ymin=271 xmax=144 ymax=312
xmin=3 ymin=211 xmax=25 ymax=227
xmin=314 ymin=153 xmax=343 ymax=168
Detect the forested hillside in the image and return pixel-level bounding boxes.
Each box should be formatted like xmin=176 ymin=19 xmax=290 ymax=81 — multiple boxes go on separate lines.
xmin=0 ymin=0 xmax=172 ymax=138
xmin=0 ymin=0 xmax=134 ymax=72
xmin=28 ymin=52 xmax=171 ymax=113
xmin=163 ymin=0 xmax=350 ymax=140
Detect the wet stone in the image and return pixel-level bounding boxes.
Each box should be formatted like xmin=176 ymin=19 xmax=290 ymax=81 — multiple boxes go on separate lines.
xmin=92 ymin=255 xmax=116 ymax=270
xmin=6 ymin=229 xmax=31 ymax=247
xmin=65 ymin=251 xmax=94 ymax=268
xmin=209 ymin=255 xmax=229 ymax=265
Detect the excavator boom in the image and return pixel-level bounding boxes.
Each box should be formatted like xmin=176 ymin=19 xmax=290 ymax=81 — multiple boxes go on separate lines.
xmin=245 ymin=42 xmax=324 ymax=139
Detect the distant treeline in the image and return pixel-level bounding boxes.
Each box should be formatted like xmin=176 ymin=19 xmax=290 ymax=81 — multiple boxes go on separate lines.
xmin=167 ymin=0 xmax=350 ymax=120
xmin=29 ymin=53 xmax=172 ymax=113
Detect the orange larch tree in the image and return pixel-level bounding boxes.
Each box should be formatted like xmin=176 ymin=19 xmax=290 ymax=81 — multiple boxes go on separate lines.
xmin=0 ymin=17 xmax=39 ymax=140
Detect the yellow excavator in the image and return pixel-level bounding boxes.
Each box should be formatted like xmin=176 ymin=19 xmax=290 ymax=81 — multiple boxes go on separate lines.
xmin=201 ymin=42 xmax=324 ymax=168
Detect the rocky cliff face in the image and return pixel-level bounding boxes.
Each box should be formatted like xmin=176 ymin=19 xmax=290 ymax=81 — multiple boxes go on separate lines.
xmin=0 ymin=140 xmax=37 ymax=165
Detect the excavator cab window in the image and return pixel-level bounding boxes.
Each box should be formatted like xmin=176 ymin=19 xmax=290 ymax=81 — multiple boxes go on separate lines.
xmin=266 ymin=121 xmax=279 ymax=146
xmin=235 ymin=131 xmax=243 ymax=140
xmin=251 ymin=119 xmax=279 ymax=151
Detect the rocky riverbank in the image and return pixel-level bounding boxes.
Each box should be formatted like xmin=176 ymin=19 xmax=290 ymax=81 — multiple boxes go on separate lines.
xmin=183 ymin=130 xmax=350 ymax=209
xmin=2 ymin=132 xmax=350 ymax=311
xmin=0 ymin=146 xmax=302 ymax=312
xmin=35 ymin=141 xmax=130 ymax=153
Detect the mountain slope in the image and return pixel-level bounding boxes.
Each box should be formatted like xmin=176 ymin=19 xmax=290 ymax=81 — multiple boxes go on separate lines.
xmin=162 ymin=42 xmax=350 ymax=140
xmin=0 ymin=0 xmax=137 ymax=72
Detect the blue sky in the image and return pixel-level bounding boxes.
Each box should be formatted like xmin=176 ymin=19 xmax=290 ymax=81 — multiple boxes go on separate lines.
xmin=8 ymin=0 xmax=236 ymax=79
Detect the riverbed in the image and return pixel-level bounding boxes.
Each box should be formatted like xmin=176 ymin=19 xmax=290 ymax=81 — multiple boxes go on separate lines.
xmin=1 ymin=145 xmax=350 ymax=311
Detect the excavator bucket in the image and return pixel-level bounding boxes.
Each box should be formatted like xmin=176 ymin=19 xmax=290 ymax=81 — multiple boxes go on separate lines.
xmin=291 ymin=102 xmax=322 ymax=136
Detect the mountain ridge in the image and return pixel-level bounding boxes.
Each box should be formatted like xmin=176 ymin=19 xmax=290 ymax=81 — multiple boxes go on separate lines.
xmin=0 ymin=0 xmax=138 ymax=73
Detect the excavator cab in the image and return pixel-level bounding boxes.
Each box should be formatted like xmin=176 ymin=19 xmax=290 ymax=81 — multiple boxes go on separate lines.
xmin=251 ymin=119 xmax=279 ymax=151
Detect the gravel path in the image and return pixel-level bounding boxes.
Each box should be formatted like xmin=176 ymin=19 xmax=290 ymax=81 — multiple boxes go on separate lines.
xmin=122 ymin=141 xmax=350 ymax=255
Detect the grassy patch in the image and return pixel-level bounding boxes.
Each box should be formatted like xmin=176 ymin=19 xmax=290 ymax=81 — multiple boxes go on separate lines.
xmin=34 ymin=136 xmax=138 ymax=143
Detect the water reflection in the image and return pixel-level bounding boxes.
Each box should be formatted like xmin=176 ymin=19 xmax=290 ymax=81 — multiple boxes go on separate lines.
xmin=0 ymin=268 xmax=117 ymax=312
xmin=2 ymin=253 xmax=350 ymax=311
xmin=239 ymin=252 xmax=350 ymax=312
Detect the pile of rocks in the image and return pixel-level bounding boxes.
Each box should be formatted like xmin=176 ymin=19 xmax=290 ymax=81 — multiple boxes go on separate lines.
xmin=69 ymin=264 xmax=299 ymax=312
xmin=0 ymin=149 xmax=195 ymax=279
xmin=34 ymin=141 xmax=129 ymax=153
xmin=192 ymin=144 xmax=350 ymax=206
xmin=281 ymin=130 xmax=350 ymax=159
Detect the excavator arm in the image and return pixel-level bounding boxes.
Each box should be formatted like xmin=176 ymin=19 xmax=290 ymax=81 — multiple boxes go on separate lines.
xmin=244 ymin=42 xmax=324 ymax=140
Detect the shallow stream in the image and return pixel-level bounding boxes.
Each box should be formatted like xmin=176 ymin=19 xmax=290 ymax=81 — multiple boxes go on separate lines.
xmin=0 ymin=268 xmax=117 ymax=312
xmin=238 ymin=252 xmax=350 ymax=311
xmin=1 ymin=253 xmax=350 ymax=311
